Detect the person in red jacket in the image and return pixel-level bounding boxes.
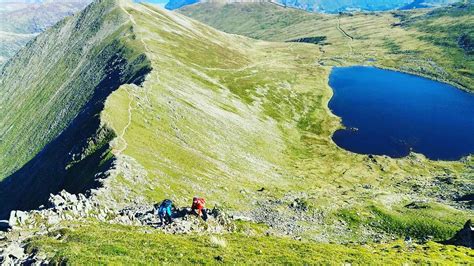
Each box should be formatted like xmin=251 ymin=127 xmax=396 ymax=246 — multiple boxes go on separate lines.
xmin=191 ymin=197 xmax=208 ymax=220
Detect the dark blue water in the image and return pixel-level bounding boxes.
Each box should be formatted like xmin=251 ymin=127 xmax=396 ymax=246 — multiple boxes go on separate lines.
xmin=328 ymin=66 xmax=474 ymax=160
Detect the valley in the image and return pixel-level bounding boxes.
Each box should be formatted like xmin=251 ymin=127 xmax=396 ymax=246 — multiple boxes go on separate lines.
xmin=0 ymin=0 xmax=91 ymax=65
xmin=0 ymin=0 xmax=472 ymax=263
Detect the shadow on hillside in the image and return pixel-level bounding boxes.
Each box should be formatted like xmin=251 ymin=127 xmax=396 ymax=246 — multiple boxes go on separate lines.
xmin=0 ymin=55 xmax=151 ymax=220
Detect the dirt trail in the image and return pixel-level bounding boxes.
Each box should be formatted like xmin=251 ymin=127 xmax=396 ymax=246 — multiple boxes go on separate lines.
xmin=337 ymin=17 xmax=354 ymax=55
xmin=115 ymin=88 xmax=133 ymax=155
xmin=120 ymin=2 xmax=151 ymax=53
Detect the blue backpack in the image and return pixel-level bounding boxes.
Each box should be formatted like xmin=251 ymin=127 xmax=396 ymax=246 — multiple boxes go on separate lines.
xmin=158 ymin=199 xmax=172 ymax=214
xmin=161 ymin=199 xmax=172 ymax=208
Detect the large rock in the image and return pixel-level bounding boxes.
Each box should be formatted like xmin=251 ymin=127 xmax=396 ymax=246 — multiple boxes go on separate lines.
xmin=48 ymin=193 xmax=67 ymax=208
xmin=8 ymin=211 xmax=29 ymax=227
xmin=1 ymin=242 xmax=25 ymax=264
xmin=445 ymin=220 xmax=474 ymax=248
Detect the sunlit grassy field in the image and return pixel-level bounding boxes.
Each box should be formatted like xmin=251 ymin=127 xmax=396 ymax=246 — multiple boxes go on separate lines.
xmin=27 ymin=222 xmax=474 ymax=264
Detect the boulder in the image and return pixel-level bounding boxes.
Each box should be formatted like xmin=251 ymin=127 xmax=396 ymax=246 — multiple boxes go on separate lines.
xmin=48 ymin=193 xmax=66 ymax=208
xmin=47 ymin=215 xmax=60 ymax=225
xmin=3 ymin=242 xmax=25 ymax=260
xmin=8 ymin=211 xmax=29 ymax=227
xmin=445 ymin=220 xmax=474 ymax=248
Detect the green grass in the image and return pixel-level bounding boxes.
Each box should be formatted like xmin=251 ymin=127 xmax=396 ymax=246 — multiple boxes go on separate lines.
xmin=26 ymin=222 xmax=474 ymax=264
xmin=370 ymin=203 xmax=469 ymax=240
xmin=180 ymin=2 xmax=474 ymax=91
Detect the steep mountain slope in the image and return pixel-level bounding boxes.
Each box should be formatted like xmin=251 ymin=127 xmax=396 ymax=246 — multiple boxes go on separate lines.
xmin=0 ymin=0 xmax=91 ymax=64
xmin=0 ymin=0 xmax=472 ymax=263
xmin=0 ymin=0 xmax=151 ymax=217
xmin=179 ymin=2 xmax=473 ymax=90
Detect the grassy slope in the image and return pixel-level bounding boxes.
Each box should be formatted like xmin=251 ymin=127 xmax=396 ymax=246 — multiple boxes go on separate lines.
xmin=0 ymin=0 xmax=145 ymax=179
xmin=399 ymin=2 xmax=474 ymax=81
xmin=26 ymin=222 xmax=474 ymax=264
xmin=98 ymin=1 xmax=472 ymax=244
xmin=179 ymin=2 xmax=473 ymax=90
xmin=2 ymin=0 xmax=473 ymax=263
xmin=0 ymin=0 xmax=124 ymax=179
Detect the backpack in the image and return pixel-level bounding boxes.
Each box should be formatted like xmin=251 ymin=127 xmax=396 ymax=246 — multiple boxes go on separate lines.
xmin=161 ymin=199 xmax=172 ymax=208
xmin=192 ymin=197 xmax=205 ymax=209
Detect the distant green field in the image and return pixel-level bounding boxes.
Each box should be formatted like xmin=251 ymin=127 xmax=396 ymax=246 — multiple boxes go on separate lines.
xmin=180 ymin=2 xmax=474 ymax=91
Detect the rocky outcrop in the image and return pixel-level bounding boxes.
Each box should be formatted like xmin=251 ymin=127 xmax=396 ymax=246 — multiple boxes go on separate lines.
xmin=458 ymin=33 xmax=473 ymax=55
xmin=444 ymin=220 xmax=474 ymax=248
xmin=7 ymin=190 xmax=115 ymax=229
xmin=1 ymin=188 xmax=236 ymax=264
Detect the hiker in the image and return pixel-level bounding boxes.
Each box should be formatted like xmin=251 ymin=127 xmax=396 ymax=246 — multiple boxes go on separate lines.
xmin=191 ymin=196 xmax=208 ymax=221
xmin=155 ymin=199 xmax=173 ymax=225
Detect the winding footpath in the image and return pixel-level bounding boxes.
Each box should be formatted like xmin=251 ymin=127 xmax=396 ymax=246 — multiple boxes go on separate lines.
xmin=337 ymin=17 xmax=354 ymax=55
xmin=116 ymin=88 xmax=134 ymax=155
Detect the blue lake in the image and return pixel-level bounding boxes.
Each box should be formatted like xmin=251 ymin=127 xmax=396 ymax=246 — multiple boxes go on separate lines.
xmin=328 ymin=66 xmax=474 ymax=161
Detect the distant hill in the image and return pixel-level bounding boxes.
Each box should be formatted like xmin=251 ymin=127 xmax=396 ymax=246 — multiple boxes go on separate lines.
xmin=0 ymin=0 xmax=91 ymax=64
xmin=166 ymin=0 xmax=462 ymax=11
xmin=165 ymin=0 xmax=269 ymax=10
xmin=279 ymin=0 xmax=462 ymax=12
xmin=400 ymin=0 xmax=462 ymax=9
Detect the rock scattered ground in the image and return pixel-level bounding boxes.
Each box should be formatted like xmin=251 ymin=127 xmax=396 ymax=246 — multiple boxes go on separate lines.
xmin=1 ymin=188 xmax=473 ymax=264
xmin=231 ymin=197 xmax=322 ymax=238
xmin=0 ymin=190 xmax=236 ymax=265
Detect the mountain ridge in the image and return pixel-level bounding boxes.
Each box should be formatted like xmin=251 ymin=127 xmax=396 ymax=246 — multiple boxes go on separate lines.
xmin=0 ymin=0 xmax=151 ymax=217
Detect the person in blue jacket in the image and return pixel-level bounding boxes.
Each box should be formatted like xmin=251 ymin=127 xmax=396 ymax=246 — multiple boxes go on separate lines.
xmin=155 ymin=199 xmax=173 ymax=225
